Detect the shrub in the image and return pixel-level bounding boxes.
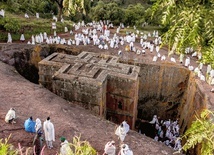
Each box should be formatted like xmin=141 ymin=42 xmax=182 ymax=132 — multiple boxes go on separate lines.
xmin=0 ymin=17 xmax=20 ymax=33
xmin=69 ymin=135 xmax=97 ymax=155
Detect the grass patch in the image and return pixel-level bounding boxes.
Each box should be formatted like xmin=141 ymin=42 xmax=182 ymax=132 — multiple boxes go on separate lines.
xmin=0 ymin=12 xmax=74 ymax=42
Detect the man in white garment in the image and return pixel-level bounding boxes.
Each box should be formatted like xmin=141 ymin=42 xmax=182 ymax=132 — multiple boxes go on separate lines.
xmin=103 ymin=140 xmax=116 ymax=155
xmin=60 ymin=137 xmax=72 ymax=155
xmin=118 ymin=144 xmax=133 ymax=155
xmin=43 ymin=117 xmax=55 ymax=149
xmin=115 ymin=121 xmax=130 ymax=142
xmin=5 ymin=108 xmax=16 ymax=124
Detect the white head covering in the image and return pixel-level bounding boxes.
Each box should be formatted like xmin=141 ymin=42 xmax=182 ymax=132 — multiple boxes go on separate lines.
xmin=35 ymin=118 xmax=42 ymax=133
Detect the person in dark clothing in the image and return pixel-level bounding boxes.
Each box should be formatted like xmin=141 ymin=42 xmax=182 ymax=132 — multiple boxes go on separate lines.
xmin=33 ymin=131 xmax=44 ymax=155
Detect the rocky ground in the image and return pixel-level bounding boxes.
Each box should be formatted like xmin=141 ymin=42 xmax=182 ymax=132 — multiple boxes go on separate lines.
xmin=0 ymin=27 xmax=213 ymax=155
xmin=0 ymin=62 xmax=183 ymax=155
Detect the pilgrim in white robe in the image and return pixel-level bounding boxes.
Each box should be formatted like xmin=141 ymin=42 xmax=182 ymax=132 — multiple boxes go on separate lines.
xmin=115 ymin=124 xmax=127 ymax=142
xmin=149 ymin=115 xmax=159 ymax=124
xmin=161 ymin=55 xmax=166 ymax=61
xmin=60 ymin=139 xmax=72 ymax=155
xmin=43 ymin=117 xmax=55 ymax=149
xmin=25 ymin=13 xmax=29 ymax=18
xmin=153 ymin=56 xmax=158 ymax=62
xmin=118 ymin=144 xmax=133 ymax=155
xmin=7 ymin=33 xmax=12 ymax=43
xmin=184 ymin=57 xmax=190 ymax=67
xmin=20 ymin=34 xmax=25 ymax=42
xmin=36 ymin=13 xmax=39 ymax=18
xmin=103 ymin=141 xmax=116 ymax=155
xmin=35 ymin=118 xmax=42 ymax=133
xmin=5 ymin=108 xmax=16 ymax=123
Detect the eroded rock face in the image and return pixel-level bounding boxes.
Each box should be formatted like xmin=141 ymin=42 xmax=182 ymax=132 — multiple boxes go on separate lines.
xmin=136 ymin=63 xmax=190 ymax=122
xmin=1 ymin=43 xmax=213 ymax=155
xmin=0 ymin=44 xmax=82 ymax=83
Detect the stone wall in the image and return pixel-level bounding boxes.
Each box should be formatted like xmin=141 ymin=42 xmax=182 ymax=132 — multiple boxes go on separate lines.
xmin=135 ymin=62 xmax=190 ymax=121
xmin=38 ymin=52 xmax=140 ymax=129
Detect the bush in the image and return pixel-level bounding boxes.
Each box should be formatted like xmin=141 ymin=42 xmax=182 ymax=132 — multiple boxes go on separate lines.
xmin=0 ymin=135 xmax=17 ymax=155
xmin=69 ymin=135 xmax=97 ymax=155
xmin=0 ymin=17 xmax=20 ymax=33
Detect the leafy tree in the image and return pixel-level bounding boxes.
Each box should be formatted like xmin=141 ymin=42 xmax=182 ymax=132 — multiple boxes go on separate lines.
xmin=50 ymin=0 xmax=64 ymax=21
xmin=124 ymin=3 xmax=145 ymax=26
xmin=152 ymin=0 xmax=214 ymax=68
xmin=89 ymin=1 xmax=124 ymax=25
xmin=0 ymin=17 xmax=20 ymax=33
xmin=89 ymin=1 xmax=106 ymax=21
xmin=181 ymin=109 xmax=214 ymax=155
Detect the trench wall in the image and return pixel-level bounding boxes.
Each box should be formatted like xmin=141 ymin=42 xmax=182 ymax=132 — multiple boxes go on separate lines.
xmin=1 ymin=43 xmax=213 ymax=142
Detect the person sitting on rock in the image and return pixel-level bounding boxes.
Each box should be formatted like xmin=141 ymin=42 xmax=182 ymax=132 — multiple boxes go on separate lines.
xmin=24 ymin=116 xmax=36 ymax=133
xmin=5 ymin=108 xmax=16 ymax=124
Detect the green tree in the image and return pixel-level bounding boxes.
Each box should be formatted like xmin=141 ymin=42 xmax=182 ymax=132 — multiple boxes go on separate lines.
xmin=152 ymin=0 xmax=214 ymax=68
xmin=181 ymin=109 xmax=214 ymax=155
xmin=50 ymin=0 xmax=64 ymax=21
xmin=124 ymin=3 xmax=145 ymax=26
xmin=89 ymin=1 xmax=124 ymax=25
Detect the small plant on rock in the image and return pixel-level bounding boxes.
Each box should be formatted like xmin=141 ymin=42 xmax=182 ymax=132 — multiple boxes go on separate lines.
xmin=181 ymin=109 xmax=214 ymax=155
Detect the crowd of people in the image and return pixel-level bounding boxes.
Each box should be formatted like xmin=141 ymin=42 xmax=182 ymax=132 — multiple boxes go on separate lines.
xmin=2 ymin=11 xmax=214 ymax=154
xmin=5 ymin=17 xmax=214 ymax=91
xmin=149 ymin=115 xmax=182 ymax=152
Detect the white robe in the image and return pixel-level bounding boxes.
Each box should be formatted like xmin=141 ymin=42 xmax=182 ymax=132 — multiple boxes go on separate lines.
xmin=115 ymin=125 xmax=127 ymax=142
xmin=7 ymin=33 xmax=12 ymax=43
xmin=115 ymin=121 xmax=129 ymax=142
xmin=43 ymin=120 xmax=55 ymax=141
xmin=60 ymin=140 xmax=72 ymax=155
xmin=20 ymin=34 xmax=25 ymax=41
xmin=35 ymin=118 xmax=42 ymax=133
xmin=121 ymin=121 xmax=130 ymax=133
xmin=104 ymin=141 xmax=116 ymax=155
xmin=5 ymin=109 xmax=16 ymax=123
xmin=118 ymin=144 xmax=133 ymax=155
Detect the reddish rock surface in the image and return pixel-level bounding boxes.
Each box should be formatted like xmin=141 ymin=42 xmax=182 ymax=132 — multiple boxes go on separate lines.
xmin=0 ymin=61 xmax=181 ymax=155
xmin=0 ymin=27 xmax=213 ymax=155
